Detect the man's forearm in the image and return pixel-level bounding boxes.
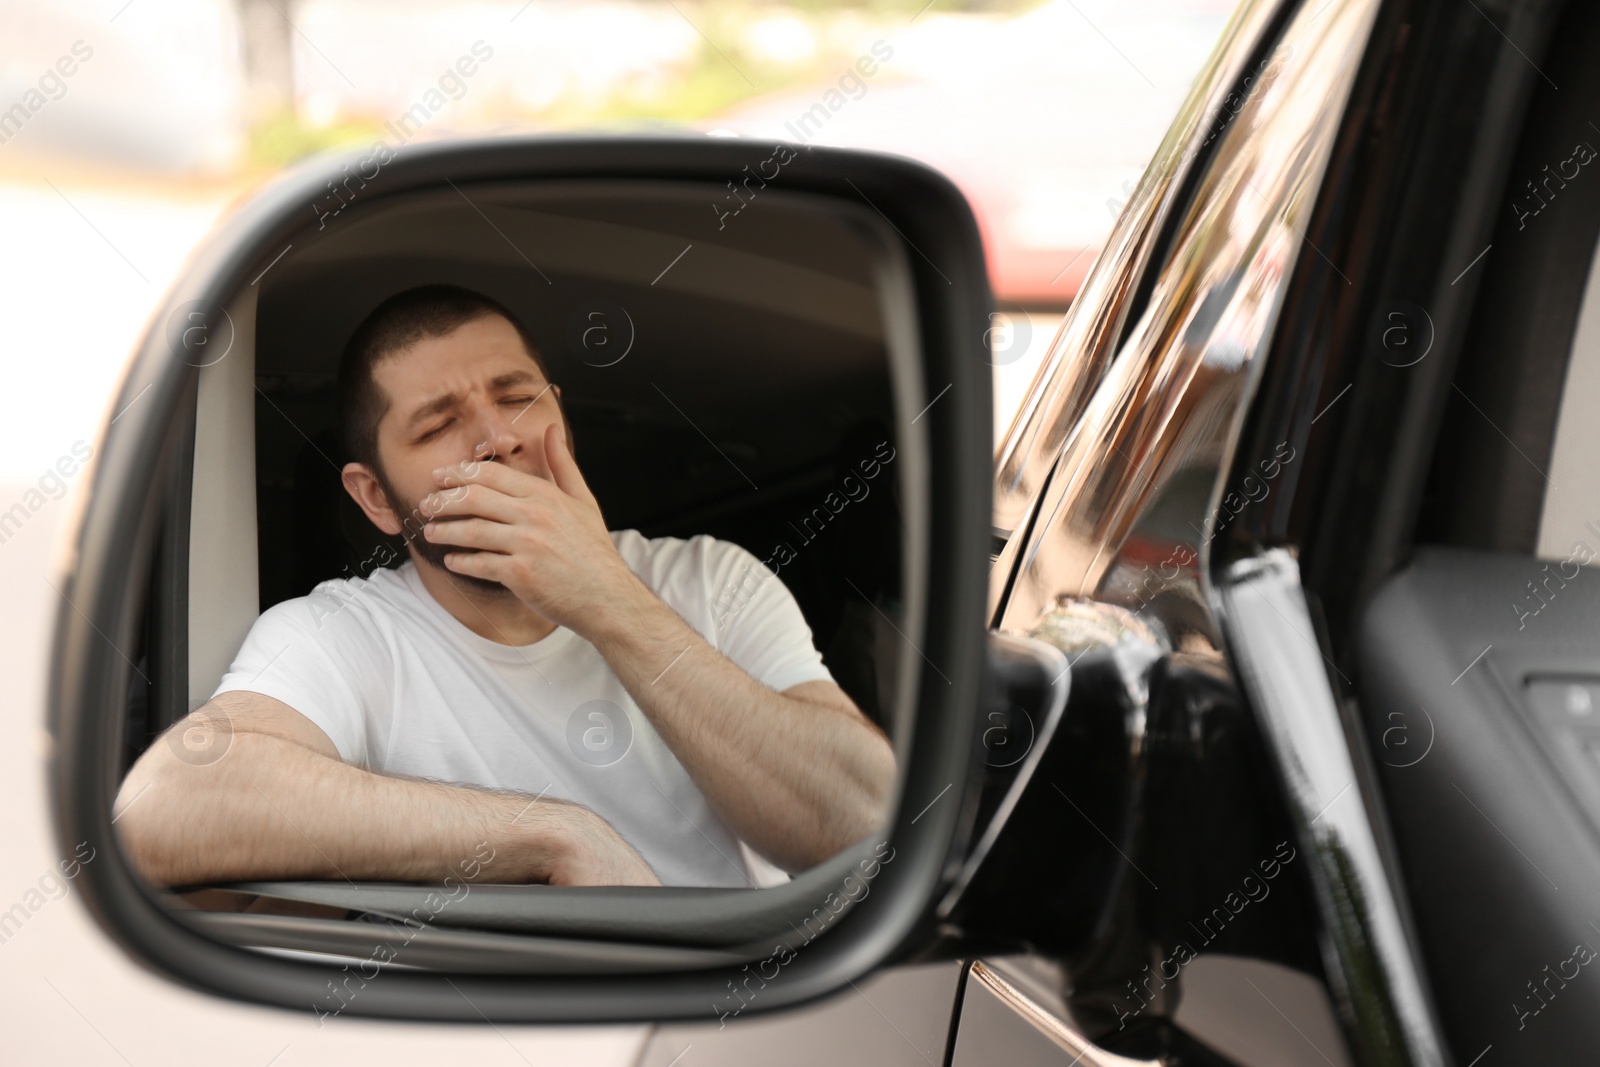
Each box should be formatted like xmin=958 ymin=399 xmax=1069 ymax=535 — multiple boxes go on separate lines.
xmin=116 ymin=730 xmax=581 ymax=888
xmin=422 ymin=444 xmax=894 ymax=869
xmin=585 ymin=581 xmax=897 ymax=872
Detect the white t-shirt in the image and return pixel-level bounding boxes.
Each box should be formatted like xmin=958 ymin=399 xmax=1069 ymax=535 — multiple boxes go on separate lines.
xmin=211 ymin=529 xmax=835 ymax=888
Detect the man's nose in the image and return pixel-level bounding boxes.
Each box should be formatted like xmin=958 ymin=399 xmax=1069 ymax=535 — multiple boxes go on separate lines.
xmin=470 ymin=407 xmax=522 ymax=464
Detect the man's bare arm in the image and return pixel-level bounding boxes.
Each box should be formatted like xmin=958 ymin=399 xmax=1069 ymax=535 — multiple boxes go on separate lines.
xmin=114 ymin=690 xmax=659 ymax=888
xmin=583 ymin=595 xmax=897 ymax=873
xmin=423 ymin=428 xmax=898 ymax=873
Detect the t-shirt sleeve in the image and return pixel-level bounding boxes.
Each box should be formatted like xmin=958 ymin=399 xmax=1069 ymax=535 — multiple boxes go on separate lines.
xmin=703 ymin=539 xmax=837 ymax=694
xmin=209 ymin=590 xmax=378 ymax=767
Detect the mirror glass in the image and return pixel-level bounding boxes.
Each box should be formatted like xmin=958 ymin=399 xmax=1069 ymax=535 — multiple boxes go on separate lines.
xmin=110 ymin=178 xmax=918 ymax=965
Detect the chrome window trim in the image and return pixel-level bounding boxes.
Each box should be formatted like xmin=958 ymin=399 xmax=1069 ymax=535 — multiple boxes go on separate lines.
xmin=989 ymin=0 xmax=1288 ymax=603
xmin=995 ymin=0 xmax=1368 ymax=625
xmin=1217 ymin=550 xmax=1446 ymax=1066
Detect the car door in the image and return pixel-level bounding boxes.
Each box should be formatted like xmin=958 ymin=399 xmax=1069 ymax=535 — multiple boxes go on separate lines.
xmin=955 ymin=0 xmax=1421 ymax=1061
xmin=1334 ymin=0 xmax=1600 ymax=1063
xmin=945 ymin=0 xmax=1594 ymax=1064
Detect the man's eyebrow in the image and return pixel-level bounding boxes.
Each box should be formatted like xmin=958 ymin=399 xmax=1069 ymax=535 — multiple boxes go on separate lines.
xmin=403 ymin=370 xmax=544 ymax=431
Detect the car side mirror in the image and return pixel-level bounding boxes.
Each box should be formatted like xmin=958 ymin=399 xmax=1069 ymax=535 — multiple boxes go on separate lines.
xmin=46 ymin=135 xmax=1050 ymax=1024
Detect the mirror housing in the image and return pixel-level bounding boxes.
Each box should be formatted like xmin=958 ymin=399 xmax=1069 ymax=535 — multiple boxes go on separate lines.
xmin=48 ymin=135 xmax=1001 ymax=1022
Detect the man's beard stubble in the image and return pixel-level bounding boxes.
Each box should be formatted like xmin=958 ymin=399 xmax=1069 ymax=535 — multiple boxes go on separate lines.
xmin=372 ymin=461 xmax=510 ymax=598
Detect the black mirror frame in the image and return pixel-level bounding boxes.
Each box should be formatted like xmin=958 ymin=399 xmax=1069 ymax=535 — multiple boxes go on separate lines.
xmin=47 ymin=134 xmax=994 ymax=1024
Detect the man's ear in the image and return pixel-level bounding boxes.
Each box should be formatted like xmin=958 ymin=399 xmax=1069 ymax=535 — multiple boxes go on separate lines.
xmin=342 ymin=462 xmax=402 ymax=536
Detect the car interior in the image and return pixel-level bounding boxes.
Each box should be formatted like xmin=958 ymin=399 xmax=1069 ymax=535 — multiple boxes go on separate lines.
xmin=114 ymin=178 xmax=929 ymax=969
xmin=1333 ymin=0 xmax=1600 ymax=1056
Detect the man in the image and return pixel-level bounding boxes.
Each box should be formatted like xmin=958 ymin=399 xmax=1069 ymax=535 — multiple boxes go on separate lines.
xmin=115 ymin=285 xmax=896 ymax=889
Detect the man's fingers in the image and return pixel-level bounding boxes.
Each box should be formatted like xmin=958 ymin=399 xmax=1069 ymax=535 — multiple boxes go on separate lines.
xmin=433 ymin=456 xmax=538 ymax=497
xmin=423 ymin=517 xmax=515 ymax=552
xmin=416 ymin=483 xmax=522 ymax=524
xmin=440 ymin=550 xmax=508 ymax=582
xmin=546 ymin=423 xmax=597 ymax=505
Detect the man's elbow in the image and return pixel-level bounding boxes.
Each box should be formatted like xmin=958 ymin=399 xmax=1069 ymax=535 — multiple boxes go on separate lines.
xmin=860 ymin=728 xmax=897 ymax=826
xmin=112 ymin=744 xmax=208 ymax=888
xmin=822 ymin=732 xmax=897 ymax=863
xmin=112 ymin=796 xmax=177 ymax=887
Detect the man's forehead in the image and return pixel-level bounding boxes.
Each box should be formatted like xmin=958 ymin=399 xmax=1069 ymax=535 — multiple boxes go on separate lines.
xmin=375 ymin=343 xmax=547 ymax=430
xmin=382 ymin=317 xmax=532 ymax=374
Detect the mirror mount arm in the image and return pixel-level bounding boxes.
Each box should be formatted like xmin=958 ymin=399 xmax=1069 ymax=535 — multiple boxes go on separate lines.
xmin=935 ymin=633 xmax=1071 ymax=927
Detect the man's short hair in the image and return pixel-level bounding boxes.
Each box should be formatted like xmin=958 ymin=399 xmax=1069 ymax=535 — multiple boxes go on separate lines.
xmin=337 ymin=285 xmax=553 ymax=472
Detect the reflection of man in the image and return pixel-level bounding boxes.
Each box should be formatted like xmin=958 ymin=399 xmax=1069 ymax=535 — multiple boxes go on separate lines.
xmin=116 ymin=285 xmax=896 ymax=889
